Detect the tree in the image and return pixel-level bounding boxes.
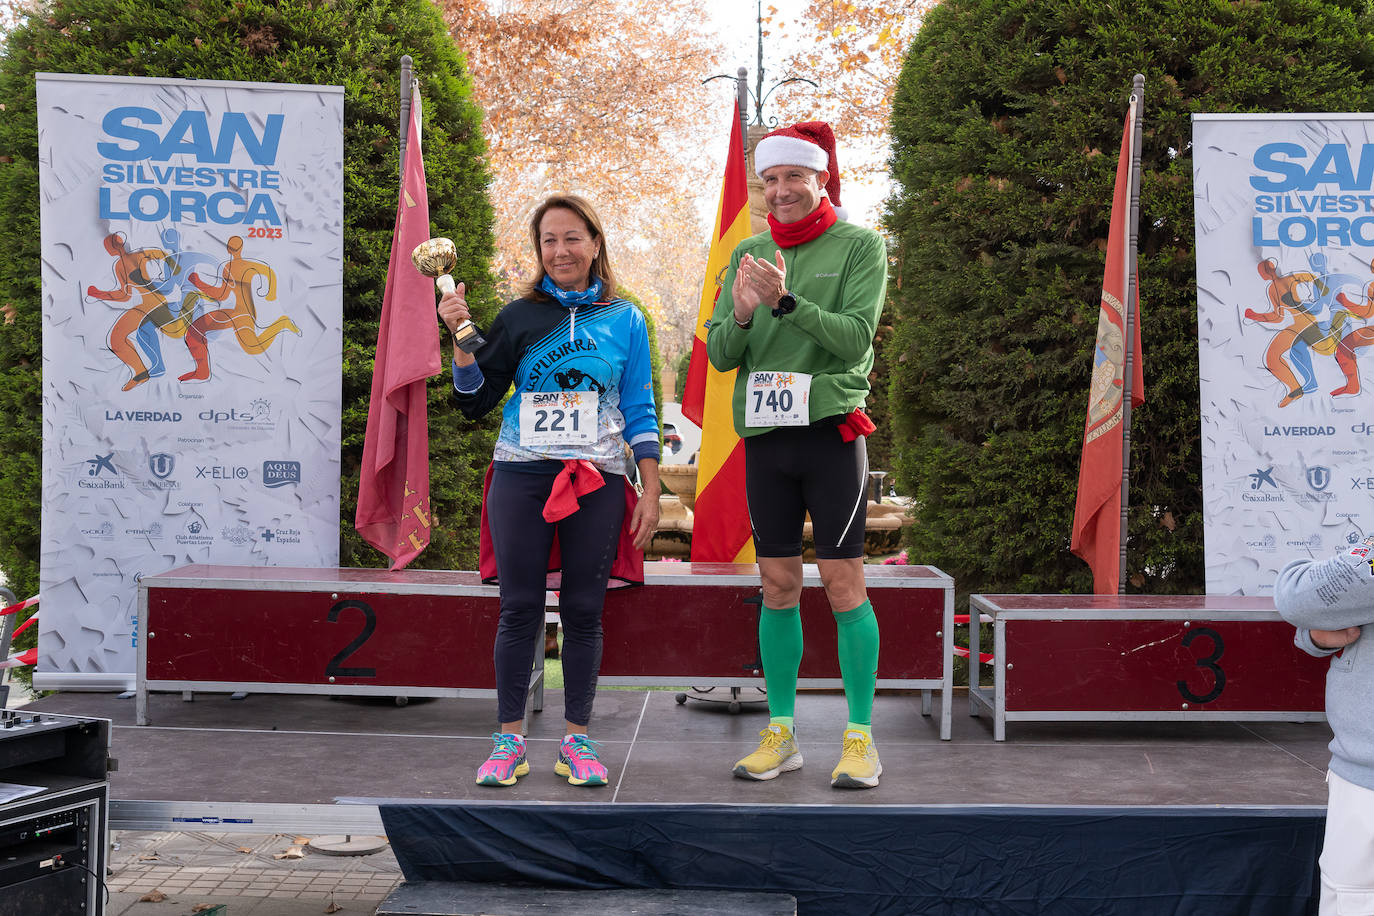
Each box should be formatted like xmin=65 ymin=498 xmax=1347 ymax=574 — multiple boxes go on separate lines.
xmin=770 ymin=0 xmax=935 ymax=157
xmin=0 ymin=0 xmax=497 ymax=671
xmin=749 ymin=0 xmax=935 ymax=229
xmin=886 ymin=0 xmax=1374 ymax=598
xmin=438 ymin=0 xmax=720 ymax=366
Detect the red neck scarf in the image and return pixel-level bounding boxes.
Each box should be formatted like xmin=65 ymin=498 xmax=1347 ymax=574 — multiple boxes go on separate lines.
xmin=768 ymin=197 xmax=838 ymax=249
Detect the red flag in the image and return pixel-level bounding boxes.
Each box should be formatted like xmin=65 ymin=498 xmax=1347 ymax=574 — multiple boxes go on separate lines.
xmin=355 ymin=87 xmax=442 ymax=570
xmin=1071 ymin=99 xmax=1145 ymax=594
xmin=684 ymin=102 xmax=755 ymax=563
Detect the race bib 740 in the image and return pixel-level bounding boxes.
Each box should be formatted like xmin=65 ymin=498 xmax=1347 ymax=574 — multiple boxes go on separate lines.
xmin=745 ymin=371 xmax=811 ymax=427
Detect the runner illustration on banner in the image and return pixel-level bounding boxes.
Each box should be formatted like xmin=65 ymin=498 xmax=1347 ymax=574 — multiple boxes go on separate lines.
xmin=1332 ymin=258 xmax=1374 ymax=397
xmin=86 ymin=231 xmax=171 ymax=391
xmin=132 ymin=227 xmax=222 ymax=380
xmin=181 ymin=234 xmax=300 ymax=382
xmin=1242 ymin=255 xmax=1357 ymax=406
xmin=89 ymin=232 xmax=298 ymax=387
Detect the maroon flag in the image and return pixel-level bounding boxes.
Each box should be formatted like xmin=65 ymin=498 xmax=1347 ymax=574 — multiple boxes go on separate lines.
xmin=355 ymin=87 xmax=441 ymax=569
xmin=1071 ymin=98 xmax=1145 ymax=594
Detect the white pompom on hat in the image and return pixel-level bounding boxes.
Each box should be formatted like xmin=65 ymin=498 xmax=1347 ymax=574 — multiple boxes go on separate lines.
xmin=753 ymin=120 xmax=846 ymax=220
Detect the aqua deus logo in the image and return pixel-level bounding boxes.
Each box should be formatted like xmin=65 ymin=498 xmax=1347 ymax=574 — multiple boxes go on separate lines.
xmin=262 ymin=460 xmax=300 ymax=488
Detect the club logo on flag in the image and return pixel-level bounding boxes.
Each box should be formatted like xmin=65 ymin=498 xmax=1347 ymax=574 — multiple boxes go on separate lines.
xmin=1070 ymin=85 xmax=1145 ymax=596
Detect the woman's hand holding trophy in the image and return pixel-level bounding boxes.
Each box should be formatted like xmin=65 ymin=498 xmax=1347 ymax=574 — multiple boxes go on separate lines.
xmin=415 ymin=237 xmax=486 ymax=354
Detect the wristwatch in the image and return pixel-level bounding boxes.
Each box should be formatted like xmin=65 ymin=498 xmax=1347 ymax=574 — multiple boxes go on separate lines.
xmin=772 ymin=292 xmax=797 ymax=318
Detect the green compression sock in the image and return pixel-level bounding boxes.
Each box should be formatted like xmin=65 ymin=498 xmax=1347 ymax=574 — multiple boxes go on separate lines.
xmin=759 ymin=604 xmax=803 ymax=720
xmin=835 ymin=599 xmax=879 ymax=726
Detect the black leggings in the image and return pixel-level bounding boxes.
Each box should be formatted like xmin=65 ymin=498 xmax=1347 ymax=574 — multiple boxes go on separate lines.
xmin=487 ymin=466 xmax=625 ymax=726
xmin=744 ymin=424 xmax=868 ymax=559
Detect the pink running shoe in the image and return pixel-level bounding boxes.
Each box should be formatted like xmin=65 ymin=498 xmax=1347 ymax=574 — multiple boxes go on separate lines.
xmin=555 ymin=734 xmax=609 ymax=786
xmin=475 ymin=733 xmax=529 ymax=786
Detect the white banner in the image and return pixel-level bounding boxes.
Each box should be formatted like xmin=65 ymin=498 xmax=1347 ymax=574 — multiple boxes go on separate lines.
xmin=1194 ymin=114 xmax=1374 ymax=595
xmin=36 ymin=74 xmax=344 ymax=688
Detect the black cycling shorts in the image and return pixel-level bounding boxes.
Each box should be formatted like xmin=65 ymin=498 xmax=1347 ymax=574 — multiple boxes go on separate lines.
xmin=743 ymin=423 xmax=868 ymax=560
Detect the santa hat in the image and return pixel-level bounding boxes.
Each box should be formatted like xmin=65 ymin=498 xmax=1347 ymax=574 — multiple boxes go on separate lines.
xmin=754 ymin=120 xmax=846 ymax=220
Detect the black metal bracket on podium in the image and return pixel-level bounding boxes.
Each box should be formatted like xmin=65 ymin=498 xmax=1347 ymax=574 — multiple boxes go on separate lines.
xmin=0 ymin=710 xmax=112 ymax=916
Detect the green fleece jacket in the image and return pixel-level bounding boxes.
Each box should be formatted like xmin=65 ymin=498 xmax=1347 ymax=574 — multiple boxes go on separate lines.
xmin=706 ymin=220 xmax=887 ymax=437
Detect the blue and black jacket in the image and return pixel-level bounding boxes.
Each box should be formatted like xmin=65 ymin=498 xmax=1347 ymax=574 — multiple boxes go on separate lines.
xmin=451 ymin=294 xmax=660 ymax=475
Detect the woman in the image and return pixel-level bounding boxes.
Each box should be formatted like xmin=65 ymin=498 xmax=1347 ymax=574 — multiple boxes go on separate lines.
xmin=437 ymin=194 xmax=660 ymax=788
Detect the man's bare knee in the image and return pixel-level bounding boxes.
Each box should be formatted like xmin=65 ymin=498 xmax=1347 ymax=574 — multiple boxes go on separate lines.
xmin=759 ymin=556 xmax=804 ymax=608
xmin=818 ymin=558 xmax=868 ymax=613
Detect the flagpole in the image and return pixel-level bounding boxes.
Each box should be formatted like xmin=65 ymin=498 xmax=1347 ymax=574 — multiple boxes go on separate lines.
xmin=1117 ymin=73 xmax=1144 ymax=594
xmin=736 ymin=66 xmax=748 ymax=158
xmin=398 ymin=55 xmax=413 ymax=178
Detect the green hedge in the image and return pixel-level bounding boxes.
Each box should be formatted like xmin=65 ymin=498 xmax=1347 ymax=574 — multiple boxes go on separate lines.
xmin=0 ymin=0 xmax=499 ymax=673
xmin=887 ymin=0 xmax=1374 ymax=598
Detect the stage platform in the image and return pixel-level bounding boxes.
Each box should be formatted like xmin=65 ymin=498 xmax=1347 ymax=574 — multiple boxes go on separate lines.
xmin=24 ymin=686 xmax=1335 ymax=816
xmin=24 ymin=687 xmax=1332 ymax=913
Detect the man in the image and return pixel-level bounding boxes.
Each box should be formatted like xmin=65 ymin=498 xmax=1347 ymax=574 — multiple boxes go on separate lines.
xmin=1274 ymin=534 xmax=1374 ymax=912
xmin=706 ymin=121 xmax=887 ymax=789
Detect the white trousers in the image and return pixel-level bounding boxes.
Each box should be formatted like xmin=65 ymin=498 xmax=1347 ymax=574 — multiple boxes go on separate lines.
xmin=1321 ymin=770 xmax=1374 ymax=915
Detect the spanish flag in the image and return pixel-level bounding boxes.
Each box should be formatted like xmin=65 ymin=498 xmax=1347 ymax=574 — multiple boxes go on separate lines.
xmin=682 ymin=102 xmax=755 ymax=563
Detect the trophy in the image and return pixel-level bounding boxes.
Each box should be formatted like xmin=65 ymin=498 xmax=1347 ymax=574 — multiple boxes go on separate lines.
xmin=412 ymin=237 xmax=486 ymax=354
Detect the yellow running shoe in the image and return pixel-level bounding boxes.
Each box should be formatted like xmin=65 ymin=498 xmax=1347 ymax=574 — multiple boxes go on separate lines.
xmin=830 ymin=729 xmax=881 ymax=789
xmin=732 ymin=723 xmax=803 ymax=780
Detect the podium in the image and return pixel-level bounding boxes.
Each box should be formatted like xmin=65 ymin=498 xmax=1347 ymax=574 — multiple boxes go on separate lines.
xmin=968 ymin=594 xmax=1328 ymax=740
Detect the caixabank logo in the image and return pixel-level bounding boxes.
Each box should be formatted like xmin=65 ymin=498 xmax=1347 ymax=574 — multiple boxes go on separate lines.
xmin=1241 ymin=467 xmax=1285 ymax=503
xmin=262 ymin=460 xmax=300 ymax=488
xmin=79 ymin=452 xmax=126 ymax=489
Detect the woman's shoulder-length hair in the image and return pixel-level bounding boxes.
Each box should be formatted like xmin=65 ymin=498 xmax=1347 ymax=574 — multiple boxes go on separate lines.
xmin=522 ymin=194 xmax=617 ymax=302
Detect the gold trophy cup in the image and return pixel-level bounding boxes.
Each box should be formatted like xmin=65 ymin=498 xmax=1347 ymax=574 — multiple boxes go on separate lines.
xmin=412 ymin=237 xmax=486 ymax=354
